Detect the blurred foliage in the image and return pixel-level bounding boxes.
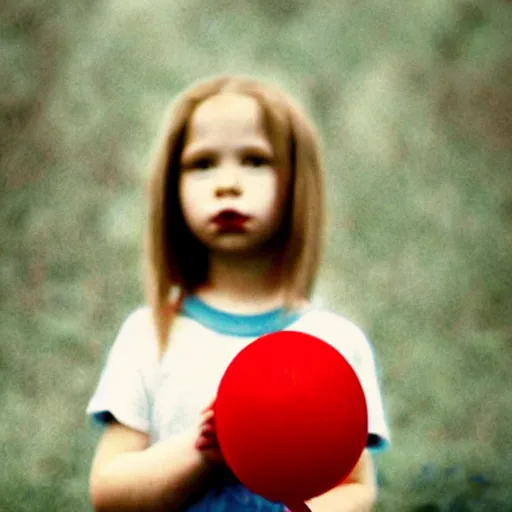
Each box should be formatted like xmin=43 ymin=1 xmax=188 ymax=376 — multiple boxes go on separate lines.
xmin=1 ymin=0 xmax=511 ymax=510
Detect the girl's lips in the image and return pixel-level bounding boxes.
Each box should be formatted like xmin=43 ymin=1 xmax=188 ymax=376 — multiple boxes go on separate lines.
xmin=212 ymin=210 xmax=250 ymax=231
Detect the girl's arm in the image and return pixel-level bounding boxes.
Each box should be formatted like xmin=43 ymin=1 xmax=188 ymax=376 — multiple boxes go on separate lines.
xmin=89 ymin=417 xmax=218 ymax=512
xmin=305 ymin=450 xmax=377 ymax=512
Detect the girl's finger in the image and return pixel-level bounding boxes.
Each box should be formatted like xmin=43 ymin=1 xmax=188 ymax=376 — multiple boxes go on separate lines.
xmin=195 ymin=436 xmax=209 ymax=450
xmin=196 ymin=436 xmax=220 ymax=451
xmin=200 ymin=414 xmax=215 ymax=429
xmin=200 ymin=427 xmax=215 ymax=440
xmin=201 ymin=398 xmax=216 ymax=414
xmin=200 ymin=412 xmax=214 ymax=426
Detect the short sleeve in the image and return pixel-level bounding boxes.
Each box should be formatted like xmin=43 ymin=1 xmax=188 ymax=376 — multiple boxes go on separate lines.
xmin=293 ymin=310 xmax=391 ymax=452
xmin=86 ymin=308 xmax=157 ymax=433
xmin=351 ymin=332 xmax=391 ymax=452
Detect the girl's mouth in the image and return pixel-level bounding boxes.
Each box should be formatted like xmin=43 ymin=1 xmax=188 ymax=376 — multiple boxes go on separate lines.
xmin=212 ymin=210 xmax=250 ymax=231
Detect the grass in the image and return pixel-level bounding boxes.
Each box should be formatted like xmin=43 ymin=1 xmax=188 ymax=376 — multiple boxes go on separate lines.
xmin=1 ymin=0 xmax=511 ymax=510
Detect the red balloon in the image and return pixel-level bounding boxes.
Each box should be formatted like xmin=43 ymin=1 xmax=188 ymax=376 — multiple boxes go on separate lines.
xmin=215 ymin=331 xmax=368 ymax=506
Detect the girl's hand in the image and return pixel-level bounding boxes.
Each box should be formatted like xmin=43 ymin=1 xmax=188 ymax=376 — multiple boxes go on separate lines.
xmin=195 ymin=400 xmax=225 ymax=465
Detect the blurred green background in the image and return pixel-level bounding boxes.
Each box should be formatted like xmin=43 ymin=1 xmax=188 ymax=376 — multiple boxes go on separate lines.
xmin=1 ymin=0 xmax=511 ymax=510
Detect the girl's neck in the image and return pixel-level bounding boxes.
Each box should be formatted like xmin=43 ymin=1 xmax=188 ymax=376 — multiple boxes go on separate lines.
xmin=193 ymin=252 xmax=285 ymax=314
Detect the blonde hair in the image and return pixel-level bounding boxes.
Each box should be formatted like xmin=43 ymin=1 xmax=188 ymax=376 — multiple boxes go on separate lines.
xmin=145 ymin=75 xmax=325 ymax=353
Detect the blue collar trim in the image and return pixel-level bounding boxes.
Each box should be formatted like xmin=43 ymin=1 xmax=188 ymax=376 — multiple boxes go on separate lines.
xmin=180 ymin=296 xmax=304 ymax=337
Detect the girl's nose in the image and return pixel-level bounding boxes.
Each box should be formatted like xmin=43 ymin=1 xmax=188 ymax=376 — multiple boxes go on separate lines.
xmin=215 ymin=165 xmax=242 ymax=197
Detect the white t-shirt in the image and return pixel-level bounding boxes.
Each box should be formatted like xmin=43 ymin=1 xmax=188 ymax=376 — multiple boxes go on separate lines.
xmin=87 ymin=296 xmax=390 ymax=451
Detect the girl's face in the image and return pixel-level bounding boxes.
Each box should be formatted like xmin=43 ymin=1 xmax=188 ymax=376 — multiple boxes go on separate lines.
xmin=178 ymin=93 xmax=290 ymax=257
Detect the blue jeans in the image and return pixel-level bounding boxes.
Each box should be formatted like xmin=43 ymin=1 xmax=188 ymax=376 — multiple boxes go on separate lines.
xmin=185 ymin=471 xmax=284 ymax=512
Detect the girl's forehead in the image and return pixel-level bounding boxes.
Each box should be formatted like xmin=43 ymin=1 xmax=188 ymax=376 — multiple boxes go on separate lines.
xmin=191 ymin=94 xmax=262 ymax=127
xmin=186 ymin=93 xmax=269 ymax=145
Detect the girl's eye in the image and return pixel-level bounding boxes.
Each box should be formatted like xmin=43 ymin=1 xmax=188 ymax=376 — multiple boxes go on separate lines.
xmin=185 ymin=157 xmax=215 ymax=171
xmin=242 ymin=155 xmax=271 ymax=168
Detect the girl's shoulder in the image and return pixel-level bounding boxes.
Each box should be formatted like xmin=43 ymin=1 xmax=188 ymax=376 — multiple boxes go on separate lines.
xmin=294 ymin=304 xmax=367 ymax=340
xmin=117 ymin=306 xmax=155 ymax=339
xmin=291 ymin=305 xmax=374 ymax=364
xmin=109 ymin=306 xmax=160 ymax=361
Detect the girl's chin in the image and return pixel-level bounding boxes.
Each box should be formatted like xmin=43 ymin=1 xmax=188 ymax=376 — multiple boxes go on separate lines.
xmin=206 ymin=240 xmax=271 ymax=258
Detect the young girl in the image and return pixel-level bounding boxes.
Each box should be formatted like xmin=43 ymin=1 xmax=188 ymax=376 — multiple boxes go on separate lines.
xmin=87 ymin=75 xmax=390 ymax=512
